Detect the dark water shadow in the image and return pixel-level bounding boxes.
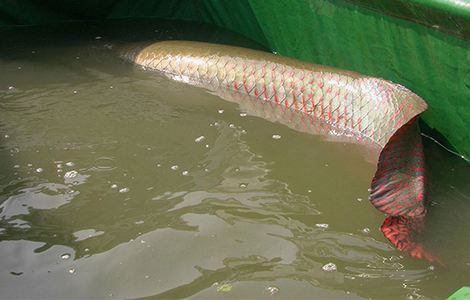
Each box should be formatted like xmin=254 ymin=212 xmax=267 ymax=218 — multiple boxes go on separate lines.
xmin=419 ymin=136 xmax=470 ymax=267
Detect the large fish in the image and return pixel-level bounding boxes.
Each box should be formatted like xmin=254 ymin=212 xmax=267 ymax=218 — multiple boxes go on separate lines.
xmin=121 ymin=40 xmax=438 ymax=263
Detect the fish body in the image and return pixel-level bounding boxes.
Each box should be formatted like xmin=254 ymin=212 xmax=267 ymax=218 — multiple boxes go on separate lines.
xmin=122 ymin=40 xmax=436 ymax=262
xmin=123 ymin=41 xmax=426 ymax=150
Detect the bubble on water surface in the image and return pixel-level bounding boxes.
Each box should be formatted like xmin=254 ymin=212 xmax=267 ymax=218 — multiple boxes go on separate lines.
xmin=194 ymin=135 xmax=205 ymax=143
xmin=182 ymin=170 xmax=189 ymax=176
xmin=64 ymin=170 xmax=78 ymax=179
xmin=8 ymin=86 xmax=15 ymax=90
xmin=61 ymin=253 xmax=71 ymax=260
xmin=266 ymin=286 xmax=280 ymax=295
xmin=73 ymin=90 xmax=78 ymax=94
xmin=65 ymin=162 xmax=75 ymax=167
xmin=322 ymin=262 xmax=337 ymax=272
xmin=362 ymin=228 xmax=371 ymax=234
xmin=13 ymin=165 xmax=20 ymax=169
xmin=35 ymin=168 xmax=43 ymax=173
xmin=170 ymin=165 xmax=179 ymax=170
xmin=111 ymin=184 xmax=117 ymax=189
xmin=68 ymin=268 xmax=76 ymax=275
xmin=218 ymin=109 xmax=224 ymax=114
xmin=156 ymin=163 xmax=161 ymax=167
xmin=239 ymin=183 xmax=248 ymax=188
xmin=316 ymin=223 xmax=329 ymax=229
xmin=135 ymin=220 xmax=144 ymax=225
xmin=119 ymin=187 xmax=129 ymax=193
xmin=272 ymin=134 xmax=281 ymax=140
xmin=240 ymin=113 xmax=247 ymax=117
xmin=205 ymin=144 xmax=210 ymax=148
xmin=216 ymin=283 xmax=232 ymax=293
xmin=95 ymin=36 xmax=103 ymax=40
xmin=229 ymin=124 xmax=236 ymax=128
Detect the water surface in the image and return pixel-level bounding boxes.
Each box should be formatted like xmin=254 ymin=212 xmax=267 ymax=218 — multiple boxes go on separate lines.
xmin=0 ymin=20 xmax=469 ymax=299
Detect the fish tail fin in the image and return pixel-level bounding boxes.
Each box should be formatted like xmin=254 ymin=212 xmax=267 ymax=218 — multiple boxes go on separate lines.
xmin=381 ymin=215 xmax=444 ymax=266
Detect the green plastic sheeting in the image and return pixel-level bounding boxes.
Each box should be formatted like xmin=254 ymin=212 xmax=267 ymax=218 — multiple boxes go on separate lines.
xmin=447 ymin=286 xmax=470 ymax=300
xmin=0 ymin=0 xmax=469 ymax=159
xmin=343 ymin=0 xmax=470 ymax=38
xmin=247 ymin=0 xmax=470 ymax=160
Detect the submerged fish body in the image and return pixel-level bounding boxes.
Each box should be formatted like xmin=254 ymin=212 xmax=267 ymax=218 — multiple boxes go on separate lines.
xmin=122 ymin=41 xmax=426 ymax=149
xmin=122 ymin=40 xmax=436 ymax=262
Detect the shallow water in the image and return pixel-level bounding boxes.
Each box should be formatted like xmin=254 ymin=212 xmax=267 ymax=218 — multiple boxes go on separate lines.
xmin=0 ymin=20 xmax=469 ymax=299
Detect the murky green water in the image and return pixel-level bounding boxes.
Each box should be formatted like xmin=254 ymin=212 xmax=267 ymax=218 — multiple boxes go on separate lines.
xmin=0 ymin=20 xmax=469 ymax=299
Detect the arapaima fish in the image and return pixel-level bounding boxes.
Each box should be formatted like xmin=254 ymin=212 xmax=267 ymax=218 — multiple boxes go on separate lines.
xmin=121 ymin=40 xmax=439 ymax=264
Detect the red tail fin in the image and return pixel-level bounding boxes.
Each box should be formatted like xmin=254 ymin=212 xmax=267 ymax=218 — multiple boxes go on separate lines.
xmin=381 ymin=215 xmax=443 ymax=266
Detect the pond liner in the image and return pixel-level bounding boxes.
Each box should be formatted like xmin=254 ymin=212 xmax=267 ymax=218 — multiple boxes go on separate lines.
xmin=122 ymin=40 xmax=440 ymax=264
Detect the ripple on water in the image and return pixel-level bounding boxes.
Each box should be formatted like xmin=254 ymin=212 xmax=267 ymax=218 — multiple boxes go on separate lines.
xmin=0 ymin=182 xmax=76 ymax=220
xmin=73 ymin=229 xmax=105 ymax=241
xmin=91 ymin=157 xmax=116 ymax=171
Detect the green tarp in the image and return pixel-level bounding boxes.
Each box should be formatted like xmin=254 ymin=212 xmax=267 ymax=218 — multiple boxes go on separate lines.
xmin=0 ymin=0 xmax=469 ymax=159
xmin=447 ymin=286 xmax=470 ymax=300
